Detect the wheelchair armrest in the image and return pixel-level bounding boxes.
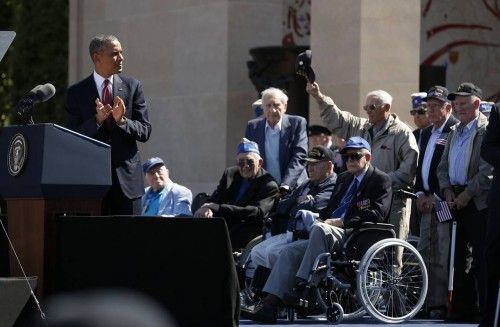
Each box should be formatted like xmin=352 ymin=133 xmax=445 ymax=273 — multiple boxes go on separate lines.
xmin=357 ymin=222 xmax=394 ymax=230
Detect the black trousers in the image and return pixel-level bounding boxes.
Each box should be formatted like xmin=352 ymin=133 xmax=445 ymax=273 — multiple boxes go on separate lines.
xmin=482 ymin=208 xmax=500 ymax=326
xmin=450 ymin=201 xmax=488 ymax=318
xmin=101 ymin=169 xmax=141 ymax=215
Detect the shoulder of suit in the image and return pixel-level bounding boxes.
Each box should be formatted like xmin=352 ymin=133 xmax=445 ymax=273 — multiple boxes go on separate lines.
xmin=247 ymin=117 xmax=265 ymax=125
xmin=67 ymin=74 xmax=94 ymax=91
xmin=371 ymin=166 xmax=391 ymax=182
xmin=285 ymin=114 xmax=307 ymax=123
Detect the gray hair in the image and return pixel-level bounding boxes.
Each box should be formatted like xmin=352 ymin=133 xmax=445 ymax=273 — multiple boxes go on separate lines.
xmin=261 ymin=87 xmax=288 ymax=104
xmin=89 ymin=34 xmax=120 ymax=56
xmin=366 ymin=90 xmax=393 ymax=106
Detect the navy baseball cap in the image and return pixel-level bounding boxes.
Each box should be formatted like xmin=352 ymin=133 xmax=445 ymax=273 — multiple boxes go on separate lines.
xmin=237 ymin=138 xmax=260 ymax=155
xmin=143 ymin=157 xmax=165 ymax=173
xmin=340 ymin=136 xmax=371 ymax=154
xmin=411 ymin=92 xmax=427 ymax=110
xmin=423 ymin=86 xmax=449 ymax=103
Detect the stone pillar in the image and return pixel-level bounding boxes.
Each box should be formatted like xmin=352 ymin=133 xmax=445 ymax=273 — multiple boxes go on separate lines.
xmin=309 ymin=0 xmax=420 ymax=129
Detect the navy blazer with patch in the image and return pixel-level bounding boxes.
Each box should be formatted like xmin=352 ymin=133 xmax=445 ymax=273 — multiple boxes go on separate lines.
xmin=414 ymin=115 xmax=459 ymax=195
xmin=319 ymin=165 xmax=392 ymax=228
xmin=66 ymin=74 xmax=152 ymax=199
xmin=245 ymin=114 xmax=308 ymax=189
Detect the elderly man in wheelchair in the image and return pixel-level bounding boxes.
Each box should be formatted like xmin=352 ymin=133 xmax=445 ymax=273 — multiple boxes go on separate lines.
xmin=241 ymin=137 xmax=428 ymax=324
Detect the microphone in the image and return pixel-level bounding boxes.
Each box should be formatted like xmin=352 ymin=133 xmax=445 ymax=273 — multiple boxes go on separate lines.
xmin=16 ymin=83 xmax=56 ymax=123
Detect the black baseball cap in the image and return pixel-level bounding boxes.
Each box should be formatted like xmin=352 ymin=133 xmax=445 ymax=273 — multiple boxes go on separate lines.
xmin=308 ymin=125 xmax=332 ymax=137
xmin=304 ymin=145 xmax=334 ymax=163
xmin=448 ymin=82 xmax=483 ymax=100
xmin=295 ymin=50 xmax=316 ymax=83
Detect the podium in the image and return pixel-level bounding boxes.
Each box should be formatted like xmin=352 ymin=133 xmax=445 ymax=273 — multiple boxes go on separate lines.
xmin=0 ymin=123 xmax=111 ymax=296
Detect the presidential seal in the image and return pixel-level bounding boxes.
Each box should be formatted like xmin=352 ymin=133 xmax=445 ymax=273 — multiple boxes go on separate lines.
xmin=7 ymin=133 xmax=28 ymax=176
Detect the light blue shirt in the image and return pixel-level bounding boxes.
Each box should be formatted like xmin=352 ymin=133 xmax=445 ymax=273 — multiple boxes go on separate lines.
xmin=265 ymin=120 xmax=282 ymax=184
xmin=449 ymin=118 xmax=477 ymax=185
xmin=333 ymin=168 xmax=368 ymax=219
xmin=141 ymin=181 xmax=193 ymax=217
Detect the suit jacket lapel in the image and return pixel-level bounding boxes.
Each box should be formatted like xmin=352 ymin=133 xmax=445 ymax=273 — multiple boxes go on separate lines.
xmin=279 ymin=115 xmax=291 ymax=171
xmin=113 ymin=74 xmax=125 ymax=103
xmin=84 ymin=75 xmax=100 ymax=107
xmin=257 ymin=119 xmax=267 ymax=163
xmin=345 ymin=165 xmax=374 ymax=213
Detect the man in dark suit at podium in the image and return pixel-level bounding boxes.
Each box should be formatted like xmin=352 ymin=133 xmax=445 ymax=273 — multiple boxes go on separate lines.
xmin=66 ymin=34 xmax=152 ymax=215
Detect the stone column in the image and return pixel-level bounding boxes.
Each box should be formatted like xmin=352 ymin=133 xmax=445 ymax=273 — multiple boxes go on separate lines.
xmin=309 ymin=0 xmax=420 ymax=129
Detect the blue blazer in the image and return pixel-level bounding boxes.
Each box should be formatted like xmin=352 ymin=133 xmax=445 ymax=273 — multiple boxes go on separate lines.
xmin=66 ymin=74 xmax=152 ymax=199
xmin=245 ymin=114 xmax=308 ymax=189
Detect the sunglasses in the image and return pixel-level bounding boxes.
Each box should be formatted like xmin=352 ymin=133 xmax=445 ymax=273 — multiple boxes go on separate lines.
xmin=362 ymin=104 xmax=382 ymax=112
xmin=410 ymin=109 xmax=427 ymax=116
xmin=341 ymin=152 xmax=364 ymax=161
xmin=237 ymin=159 xmax=255 ymax=168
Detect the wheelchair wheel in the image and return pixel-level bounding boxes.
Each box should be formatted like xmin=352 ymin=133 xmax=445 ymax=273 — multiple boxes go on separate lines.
xmin=315 ymin=286 xmax=364 ymax=320
xmin=356 ymin=238 xmax=428 ymax=323
xmin=326 ymin=302 xmax=344 ymax=324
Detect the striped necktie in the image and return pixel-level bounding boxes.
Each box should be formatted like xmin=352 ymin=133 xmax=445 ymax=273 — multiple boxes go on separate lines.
xmin=331 ymin=178 xmax=359 ymax=219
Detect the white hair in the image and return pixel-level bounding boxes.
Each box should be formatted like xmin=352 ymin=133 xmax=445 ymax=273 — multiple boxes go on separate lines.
xmin=367 ymin=90 xmax=393 ymax=106
xmin=261 ymin=87 xmax=288 ymax=104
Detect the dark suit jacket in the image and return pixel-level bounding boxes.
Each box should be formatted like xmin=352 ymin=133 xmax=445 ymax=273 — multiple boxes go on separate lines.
xmin=271 ymin=174 xmax=337 ymax=234
xmin=209 ymin=166 xmax=279 ymax=224
xmin=415 ymin=115 xmax=459 ymax=195
xmin=481 ymin=102 xmax=500 ymax=208
xmin=413 ymin=128 xmax=424 ymax=147
xmin=66 ymin=74 xmax=152 ymax=199
xmin=245 ymin=114 xmax=308 ymax=188
xmin=319 ymin=165 xmax=392 ymax=228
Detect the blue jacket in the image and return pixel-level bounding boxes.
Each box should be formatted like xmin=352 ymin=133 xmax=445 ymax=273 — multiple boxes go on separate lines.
xmin=245 ymin=114 xmax=308 ymax=189
xmin=141 ymin=182 xmax=192 ymax=217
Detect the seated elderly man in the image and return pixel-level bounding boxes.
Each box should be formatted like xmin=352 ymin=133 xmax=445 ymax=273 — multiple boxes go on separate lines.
xmin=250 ymin=145 xmax=337 ymax=272
xmin=242 ymin=137 xmax=392 ymax=324
xmin=194 ymin=138 xmax=279 ymax=250
xmin=141 ymin=157 xmax=193 ymax=217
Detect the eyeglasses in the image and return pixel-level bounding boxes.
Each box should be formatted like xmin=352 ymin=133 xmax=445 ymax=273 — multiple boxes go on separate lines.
xmin=362 ymin=104 xmax=382 ymax=112
xmin=237 ymin=159 xmax=255 ymax=168
xmin=410 ymin=109 xmax=427 ymax=116
xmin=342 ymin=152 xmax=364 ymax=161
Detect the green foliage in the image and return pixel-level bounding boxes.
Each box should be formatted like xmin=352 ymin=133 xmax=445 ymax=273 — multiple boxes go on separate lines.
xmin=0 ymin=0 xmax=68 ymax=127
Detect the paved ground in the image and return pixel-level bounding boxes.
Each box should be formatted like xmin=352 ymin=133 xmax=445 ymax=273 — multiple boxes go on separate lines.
xmin=240 ymin=317 xmax=477 ymax=326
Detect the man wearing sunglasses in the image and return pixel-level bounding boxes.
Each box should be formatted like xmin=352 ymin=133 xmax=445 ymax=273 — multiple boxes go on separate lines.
xmin=411 ymin=92 xmax=431 ymax=148
xmin=194 ymin=138 xmax=279 ymax=250
xmin=242 ymin=137 xmax=392 ymax=323
xmin=306 ymin=82 xmax=418 ymax=246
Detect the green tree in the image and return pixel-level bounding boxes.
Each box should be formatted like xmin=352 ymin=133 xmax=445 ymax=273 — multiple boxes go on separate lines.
xmin=0 ymin=0 xmax=68 ymax=127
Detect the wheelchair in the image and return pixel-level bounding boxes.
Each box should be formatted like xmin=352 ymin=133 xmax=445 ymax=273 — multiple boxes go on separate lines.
xmin=238 ymin=222 xmax=428 ymax=324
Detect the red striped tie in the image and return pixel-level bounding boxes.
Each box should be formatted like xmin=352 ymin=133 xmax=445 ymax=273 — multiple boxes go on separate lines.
xmin=102 ymin=79 xmax=114 ymax=129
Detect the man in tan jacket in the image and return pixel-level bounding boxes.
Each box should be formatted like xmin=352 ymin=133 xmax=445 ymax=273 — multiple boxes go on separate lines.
xmin=437 ymin=82 xmax=492 ymax=323
xmin=306 ymin=82 xmax=418 ymax=242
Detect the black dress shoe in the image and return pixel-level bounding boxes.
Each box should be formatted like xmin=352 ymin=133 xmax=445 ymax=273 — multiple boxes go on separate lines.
xmin=240 ymin=302 xmax=277 ymax=324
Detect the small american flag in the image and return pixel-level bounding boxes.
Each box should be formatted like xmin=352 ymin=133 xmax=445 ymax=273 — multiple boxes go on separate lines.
xmin=435 ymin=200 xmax=453 ymax=222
